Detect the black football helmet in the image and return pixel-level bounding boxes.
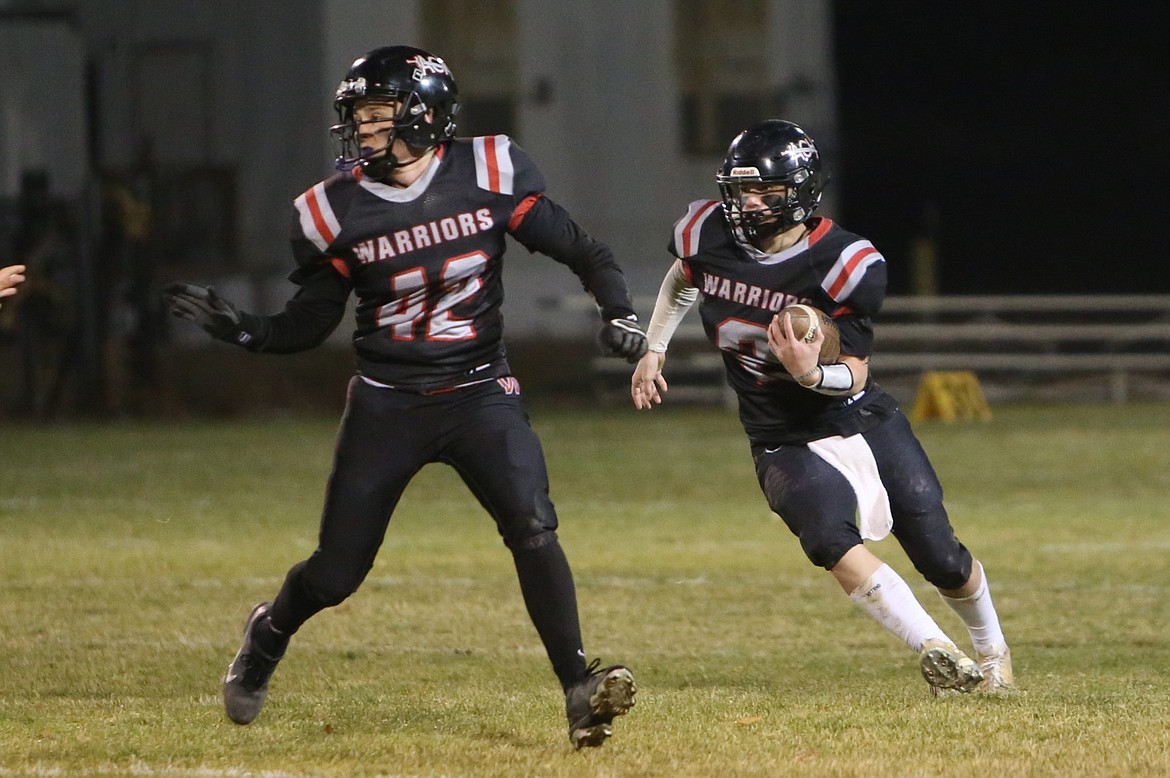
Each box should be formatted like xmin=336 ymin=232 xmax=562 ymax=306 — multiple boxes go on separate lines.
xmin=330 ymin=45 xmax=460 ymax=176
xmin=716 ymin=120 xmax=824 ymax=243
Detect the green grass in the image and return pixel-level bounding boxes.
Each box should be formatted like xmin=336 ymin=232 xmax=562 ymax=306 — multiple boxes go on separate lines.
xmin=1 ymin=403 xmax=1169 ymax=777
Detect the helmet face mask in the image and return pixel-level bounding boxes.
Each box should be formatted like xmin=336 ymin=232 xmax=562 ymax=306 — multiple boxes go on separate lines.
xmin=716 ymin=120 xmax=824 ymax=244
xmin=331 ymin=46 xmax=460 ymax=176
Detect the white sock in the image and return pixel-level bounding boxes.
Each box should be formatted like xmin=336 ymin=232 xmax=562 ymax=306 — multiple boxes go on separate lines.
xmin=849 ymin=563 xmax=949 ymax=652
xmin=939 ymin=562 xmax=1007 ymax=655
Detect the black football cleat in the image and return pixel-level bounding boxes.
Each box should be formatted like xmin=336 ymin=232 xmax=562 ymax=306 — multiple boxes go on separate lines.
xmin=222 ymin=602 xmax=284 ymax=724
xmin=565 ymin=659 xmax=636 ymax=749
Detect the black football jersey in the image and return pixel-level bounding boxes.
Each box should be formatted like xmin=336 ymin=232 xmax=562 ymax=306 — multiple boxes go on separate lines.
xmin=669 ymin=200 xmax=898 ymax=446
xmin=286 ymin=135 xmax=633 ymax=389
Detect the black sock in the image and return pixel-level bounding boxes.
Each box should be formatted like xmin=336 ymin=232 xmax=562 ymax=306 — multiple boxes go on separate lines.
xmin=511 ymin=535 xmax=587 ymax=691
xmin=252 ymin=614 xmax=289 ymax=659
xmin=269 ymin=560 xmax=329 ymax=637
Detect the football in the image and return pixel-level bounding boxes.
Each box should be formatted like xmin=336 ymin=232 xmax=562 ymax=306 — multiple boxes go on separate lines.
xmin=775 ymin=304 xmax=841 ymax=363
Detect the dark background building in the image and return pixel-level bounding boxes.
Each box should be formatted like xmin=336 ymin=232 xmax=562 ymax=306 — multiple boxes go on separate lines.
xmin=1 ymin=0 xmax=1166 ymax=417
xmin=833 ymin=1 xmax=1170 ymax=294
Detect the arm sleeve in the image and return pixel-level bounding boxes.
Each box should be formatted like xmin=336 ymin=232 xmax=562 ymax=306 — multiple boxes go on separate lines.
xmin=645 ymin=259 xmax=699 ymax=353
xmin=239 ymin=267 xmax=351 ymax=354
xmin=508 ymin=194 xmax=636 ymax=321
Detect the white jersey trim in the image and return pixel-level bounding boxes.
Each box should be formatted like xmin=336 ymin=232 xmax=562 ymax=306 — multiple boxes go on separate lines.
xmin=473 ymin=135 xmax=515 ymax=195
xmin=358 ymin=154 xmax=442 ymax=203
xmin=293 ymin=182 xmax=343 ymax=253
xmin=672 ymin=199 xmax=721 ymax=258
xmin=821 ymin=239 xmax=884 ymax=302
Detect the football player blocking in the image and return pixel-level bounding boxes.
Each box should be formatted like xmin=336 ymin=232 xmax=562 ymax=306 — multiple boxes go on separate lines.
xmin=166 ymin=46 xmax=641 ymax=748
xmin=630 ymin=120 xmax=1015 ymax=696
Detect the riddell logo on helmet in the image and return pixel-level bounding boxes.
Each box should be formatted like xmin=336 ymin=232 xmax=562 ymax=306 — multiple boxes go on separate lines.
xmin=406 ymin=55 xmax=451 ymax=81
xmin=730 ymin=167 xmax=761 ymax=177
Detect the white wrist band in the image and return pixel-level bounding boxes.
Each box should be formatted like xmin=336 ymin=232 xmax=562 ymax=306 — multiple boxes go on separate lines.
xmin=812 ymin=362 xmax=854 ymax=395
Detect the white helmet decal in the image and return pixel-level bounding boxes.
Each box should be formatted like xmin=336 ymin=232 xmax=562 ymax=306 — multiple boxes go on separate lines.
xmin=782 ymin=139 xmax=817 ymax=163
xmin=405 ymin=54 xmax=451 ymax=81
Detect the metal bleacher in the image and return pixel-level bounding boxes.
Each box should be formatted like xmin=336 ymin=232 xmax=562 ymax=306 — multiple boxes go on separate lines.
xmin=580 ymin=294 xmax=1170 ymax=405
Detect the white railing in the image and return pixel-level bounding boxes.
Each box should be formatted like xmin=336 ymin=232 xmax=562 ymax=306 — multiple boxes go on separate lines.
xmin=578 ymin=295 xmax=1170 ymax=404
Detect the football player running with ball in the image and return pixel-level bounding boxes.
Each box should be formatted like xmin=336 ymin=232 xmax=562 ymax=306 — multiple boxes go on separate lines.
xmin=630 ymin=120 xmax=1014 ymax=696
xmin=166 ymin=46 xmax=642 ymax=748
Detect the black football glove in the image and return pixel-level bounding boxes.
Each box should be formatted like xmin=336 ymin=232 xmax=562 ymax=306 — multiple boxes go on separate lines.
xmin=165 ymin=282 xmax=253 ymax=346
xmin=598 ymin=314 xmax=649 ymax=363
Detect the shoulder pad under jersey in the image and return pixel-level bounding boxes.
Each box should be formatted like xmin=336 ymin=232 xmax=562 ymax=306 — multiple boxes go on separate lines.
xmin=668 ymin=199 xmax=726 ymax=258
xmin=468 ymin=135 xmax=547 ymax=198
xmin=292 ymin=173 xmax=353 ymax=255
xmin=816 ymin=226 xmax=887 ymax=315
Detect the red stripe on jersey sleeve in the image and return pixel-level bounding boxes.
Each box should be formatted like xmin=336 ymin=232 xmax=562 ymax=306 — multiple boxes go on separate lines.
xmin=827 ymin=246 xmax=878 ymax=299
xmin=305 ymin=187 xmax=337 ymax=245
xmin=329 ymin=257 xmax=351 ymax=278
xmin=484 ymin=135 xmax=501 ymax=192
xmin=681 ymin=201 xmax=719 ymax=256
xmin=680 ymin=260 xmax=694 ymax=284
xmin=508 ymin=194 xmax=542 ymax=232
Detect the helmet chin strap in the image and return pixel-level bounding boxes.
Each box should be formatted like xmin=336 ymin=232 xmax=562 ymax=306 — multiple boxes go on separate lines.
xmin=355 ymin=127 xmax=401 ymax=179
xmin=360 ymin=150 xmax=399 ymax=179
xmin=359 ymin=140 xmax=434 ymax=181
xmin=742 ymin=214 xmax=787 ymax=243
xmin=742 ymin=215 xmax=812 ymax=252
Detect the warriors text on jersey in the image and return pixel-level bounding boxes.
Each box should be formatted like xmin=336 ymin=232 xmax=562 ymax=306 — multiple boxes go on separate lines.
xmin=669 ymin=199 xmax=898 ymax=446
xmin=254 ymin=135 xmax=635 ymax=389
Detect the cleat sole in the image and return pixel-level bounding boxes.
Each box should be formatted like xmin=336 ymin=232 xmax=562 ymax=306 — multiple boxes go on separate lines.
xmin=920 ymin=645 xmax=984 ymax=694
xmin=589 ymin=667 xmax=636 ymax=718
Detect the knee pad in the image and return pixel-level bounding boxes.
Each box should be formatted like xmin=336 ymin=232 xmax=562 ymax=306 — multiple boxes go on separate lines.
xmin=919 ymin=547 xmax=973 ymax=590
xmin=798 ymin=524 xmax=861 ymax=571
xmin=893 ymin=509 xmax=973 ymax=589
xmin=505 ymin=527 xmax=558 ymax=553
xmin=498 ymin=494 xmax=559 ymax=550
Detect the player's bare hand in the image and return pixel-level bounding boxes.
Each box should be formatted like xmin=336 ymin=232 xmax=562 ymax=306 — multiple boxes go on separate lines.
xmin=631 ymin=351 xmax=667 ymax=410
xmin=767 ymin=311 xmax=822 ymax=376
xmin=0 ymin=264 xmax=27 ymax=304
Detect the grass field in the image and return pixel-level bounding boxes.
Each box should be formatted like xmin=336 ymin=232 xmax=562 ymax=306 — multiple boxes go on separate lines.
xmin=1 ymin=402 xmax=1168 ymax=777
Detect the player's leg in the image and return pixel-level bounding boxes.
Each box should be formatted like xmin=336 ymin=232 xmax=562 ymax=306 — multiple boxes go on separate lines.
xmin=270 ymin=379 xmax=433 ymax=628
xmin=224 ymin=377 xmax=432 ymax=724
xmin=441 ymin=380 xmax=634 ymax=748
xmin=935 ymin=561 xmax=1014 ymax=690
xmin=864 ymin=410 xmax=1013 ymax=691
xmin=755 ymin=443 xmax=979 ymax=692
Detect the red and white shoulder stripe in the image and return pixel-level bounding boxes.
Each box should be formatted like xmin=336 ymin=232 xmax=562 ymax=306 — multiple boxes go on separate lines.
xmin=672 ymin=199 xmax=721 ymax=257
xmin=473 ymin=135 xmax=515 ymax=194
xmin=293 ymin=182 xmax=342 ymax=253
xmin=821 ymin=239 xmax=884 ymax=302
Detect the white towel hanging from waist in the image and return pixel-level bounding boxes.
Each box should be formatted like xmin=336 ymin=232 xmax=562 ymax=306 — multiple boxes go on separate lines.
xmin=806 ymin=434 xmax=894 ymax=541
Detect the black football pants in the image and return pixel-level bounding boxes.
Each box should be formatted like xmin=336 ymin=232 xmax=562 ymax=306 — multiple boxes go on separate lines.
xmin=267 ymin=375 xmax=587 ymax=687
xmin=753 ymin=409 xmax=973 ymax=589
